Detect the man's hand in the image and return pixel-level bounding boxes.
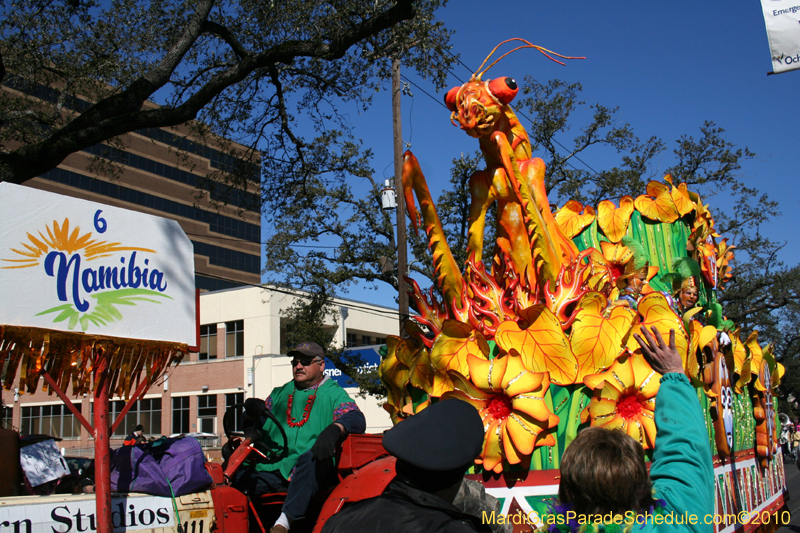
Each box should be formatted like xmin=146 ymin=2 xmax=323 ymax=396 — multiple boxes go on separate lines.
xmin=244 ymin=398 xmax=267 ymax=419
xmin=312 ymin=423 xmax=344 ymax=461
xmin=633 ymin=327 xmax=684 ymax=375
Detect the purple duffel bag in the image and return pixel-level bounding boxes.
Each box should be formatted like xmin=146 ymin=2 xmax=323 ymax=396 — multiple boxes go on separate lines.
xmin=111 ymin=437 xmax=212 ymax=497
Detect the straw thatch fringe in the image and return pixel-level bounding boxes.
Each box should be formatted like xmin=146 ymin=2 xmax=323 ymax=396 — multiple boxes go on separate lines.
xmin=0 ymin=325 xmax=186 ymax=399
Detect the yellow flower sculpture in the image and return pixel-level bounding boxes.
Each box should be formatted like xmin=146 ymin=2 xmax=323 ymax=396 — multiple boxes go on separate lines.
xmin=379 ymin=336 xmax=414 ymax=422
xmin=554 ymin=201 xmax=596 ymax=239
xmin=599 ymin=240 xmax=634 ymax=283
xmin=583 ymin=353 xmax=660 ymax=449
xmin=443 ymin=354 xmax=559 ymax=473
xmin=729 ymin=328 xmax=752 ymax=394
xmin=626 ymin=293 xmax=689 ymax=369
xmin=596 ymin=196 xmax=634 ymax=243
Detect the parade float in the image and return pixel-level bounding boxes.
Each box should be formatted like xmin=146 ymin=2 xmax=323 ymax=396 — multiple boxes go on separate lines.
xmin=0 ymin=182 xmax=197 ymax=533
xmin=380 ymin=40 xmax=787 ymax=533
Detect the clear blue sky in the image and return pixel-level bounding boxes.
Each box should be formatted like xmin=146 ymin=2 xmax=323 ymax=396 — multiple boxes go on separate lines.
xmin=263 ymin=1 xmax=800 ymax=309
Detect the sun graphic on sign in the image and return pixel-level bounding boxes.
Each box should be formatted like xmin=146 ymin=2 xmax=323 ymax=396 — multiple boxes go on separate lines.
xmin=1 ymin=218 xmax=155 ymax=269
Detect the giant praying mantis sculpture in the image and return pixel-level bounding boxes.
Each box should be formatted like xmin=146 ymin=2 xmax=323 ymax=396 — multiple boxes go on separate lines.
xmin=386 ymin=40 xmax=778 ymax=476
xmin=402 ymin=39 xmax=581 ymax=307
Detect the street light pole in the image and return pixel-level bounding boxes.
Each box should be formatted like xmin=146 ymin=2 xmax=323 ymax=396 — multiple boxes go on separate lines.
xmin=392 ymin=58 xmax=408 ymax=336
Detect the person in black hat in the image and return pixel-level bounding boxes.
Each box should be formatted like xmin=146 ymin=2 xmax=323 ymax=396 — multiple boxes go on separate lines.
xmin=321 ymin=399 xmax=494 ymax=533
xmin=232 ymin=341 xmax=366 ymax=533
xmin=123 ymin=424 xmax=144 ymax=446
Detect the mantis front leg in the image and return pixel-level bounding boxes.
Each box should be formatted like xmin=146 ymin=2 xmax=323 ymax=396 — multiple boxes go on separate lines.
xmin=402 ymin=151 xmax=465 ymax=309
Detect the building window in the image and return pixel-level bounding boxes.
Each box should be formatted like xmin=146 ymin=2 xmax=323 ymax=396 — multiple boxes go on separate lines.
xmin=375 ymin=337 xmax=386 ymax=346
xmin=226 ymin=320 xmax=244 ymax=357
xmin=346 ymin=333 xmax=357 ymax=348
xmin=172 ymin=397 xmax=190 ymax=435
xmin=110 ymin=398 xmax=162 ymax=437
xmin=21 ymin=405 xmax=82 ymax=439
xmin=197 ymin=395 xmax=217 ymax=434
xmin=361 ymin=335 xmax=371 ymax=346
xmin=200 ymin=324 xmax=218 ymax=361
xmin=225 ymin=393 xmax=244 ymax=433
xmin=1 ymin=405 xmax=12 ymax=430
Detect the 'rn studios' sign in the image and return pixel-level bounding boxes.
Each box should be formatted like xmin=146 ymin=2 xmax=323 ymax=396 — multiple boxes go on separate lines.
xmin=0 ymin=183 xmax=196 ymax=345
xmin=0 ymin=495 xmax=175 ymax=533
xmin=761 ymin=0 xmax=800 ymax=73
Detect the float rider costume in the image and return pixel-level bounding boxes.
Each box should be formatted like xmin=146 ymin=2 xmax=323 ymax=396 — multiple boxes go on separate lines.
xmin=233 ymin=341 xmax=365 ymax=532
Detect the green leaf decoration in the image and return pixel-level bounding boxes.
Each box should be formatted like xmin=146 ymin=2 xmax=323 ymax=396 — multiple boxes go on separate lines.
xmin=35 ymin=289 xmax=172 ymax=331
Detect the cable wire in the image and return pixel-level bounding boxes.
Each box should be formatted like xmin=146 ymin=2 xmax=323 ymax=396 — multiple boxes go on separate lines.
xmin=198 ymin=272 xmax=411 ymax=320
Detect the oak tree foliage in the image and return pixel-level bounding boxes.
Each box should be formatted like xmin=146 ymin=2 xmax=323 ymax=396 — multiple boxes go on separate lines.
xmin=0 ymin=0 xmax=454 ymax=191
xmin=0 ymin=0 xmax=455 ymax=397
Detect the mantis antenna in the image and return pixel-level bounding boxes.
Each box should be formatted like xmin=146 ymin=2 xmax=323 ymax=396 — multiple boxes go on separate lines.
xmin=474 ymin=38 xmax=585 ymax=80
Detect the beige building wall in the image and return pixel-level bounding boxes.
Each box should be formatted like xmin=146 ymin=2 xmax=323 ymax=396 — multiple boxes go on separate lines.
xmin=199 ymin=285 xmax=397 ymax=433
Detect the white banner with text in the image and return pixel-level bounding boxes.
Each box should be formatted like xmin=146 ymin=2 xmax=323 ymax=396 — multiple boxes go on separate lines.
xmin=761 ymin=0 xmax=800 ymax=73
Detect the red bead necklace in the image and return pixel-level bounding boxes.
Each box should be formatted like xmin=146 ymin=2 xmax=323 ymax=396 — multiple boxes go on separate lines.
xmin=286 ymin=386 xmax=317 ymax=427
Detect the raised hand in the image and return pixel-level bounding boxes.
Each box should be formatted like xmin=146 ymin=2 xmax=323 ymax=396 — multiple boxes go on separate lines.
xmin=633 ymin=327 xmax=684 ymax=376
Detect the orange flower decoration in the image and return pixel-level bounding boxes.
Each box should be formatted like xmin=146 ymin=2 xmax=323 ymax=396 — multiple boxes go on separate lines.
xmin=626 ymin=293 xmax=689 ymax=369
xmin=443 ymin=354 xmax=559 ymax=473
xmin=570 ymin=292 xmax=635 ymax=381
xmin=495 ymin=306 xmax=578 ymax=385
xmin=599 ymin=241 xmax=634 ymax=284
xmin=633 ymin=176 xmax=694 ymax=224
xmin=583 ymin=353 xmax=661 ymax=449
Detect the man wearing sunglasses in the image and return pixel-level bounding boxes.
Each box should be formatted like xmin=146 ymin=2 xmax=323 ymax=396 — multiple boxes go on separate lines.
xmin=234 ymin=341 xmax=365 ymax=533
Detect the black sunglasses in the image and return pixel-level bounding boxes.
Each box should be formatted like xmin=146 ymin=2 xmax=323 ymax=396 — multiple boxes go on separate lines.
xmin=291 ymin=358 xmax=322 ymax=367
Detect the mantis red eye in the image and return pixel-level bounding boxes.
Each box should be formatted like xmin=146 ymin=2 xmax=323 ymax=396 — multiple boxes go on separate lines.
xmin=444 ymin=86 xmax=460 ymax=111
xmin=488 ymin=77 xmax=518 ymax=105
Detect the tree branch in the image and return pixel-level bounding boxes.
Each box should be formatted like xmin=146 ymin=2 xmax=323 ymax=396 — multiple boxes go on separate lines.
xmin=0 ymin=0 xmax=416 ymax=184
xmin=201 ymin=20 xmax=248 ymax=60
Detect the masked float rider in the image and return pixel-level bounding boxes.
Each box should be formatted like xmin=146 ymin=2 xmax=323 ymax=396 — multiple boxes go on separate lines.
xmin=613 ymin=237 xmax=652 ymax=312
xmin=663 ymin=256 xmax=732 ymax=382
xmin=232 ymin=341 xmax=366 ymax=533
xmin=662 ymin=257 xmax=703 ymax=318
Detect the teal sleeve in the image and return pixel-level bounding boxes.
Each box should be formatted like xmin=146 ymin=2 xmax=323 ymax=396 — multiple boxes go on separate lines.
xmin=650 ymin=373 xmax=714 ymax=532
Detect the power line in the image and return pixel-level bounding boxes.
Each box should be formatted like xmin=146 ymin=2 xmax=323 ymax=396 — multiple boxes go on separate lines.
xmin=184 ymin=231 xmax=340 ymax=249
xmin=511 ymin=107 xmax=604 ymax=178
xmin=198 ymin=272 xmax=410 ymax=320
xmin=400 ymin=76 xmax=449 ymax=112
xmin=443 ymin=48 xmax=474 ymax=78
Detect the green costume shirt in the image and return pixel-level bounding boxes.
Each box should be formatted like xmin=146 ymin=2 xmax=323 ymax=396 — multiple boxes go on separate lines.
xmin=256 ymin=376 xmax=358 ymax=480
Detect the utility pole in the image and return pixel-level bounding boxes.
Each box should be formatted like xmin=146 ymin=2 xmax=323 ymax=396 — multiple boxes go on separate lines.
xmin=392 ymin=58 xmax=408 ymax=336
